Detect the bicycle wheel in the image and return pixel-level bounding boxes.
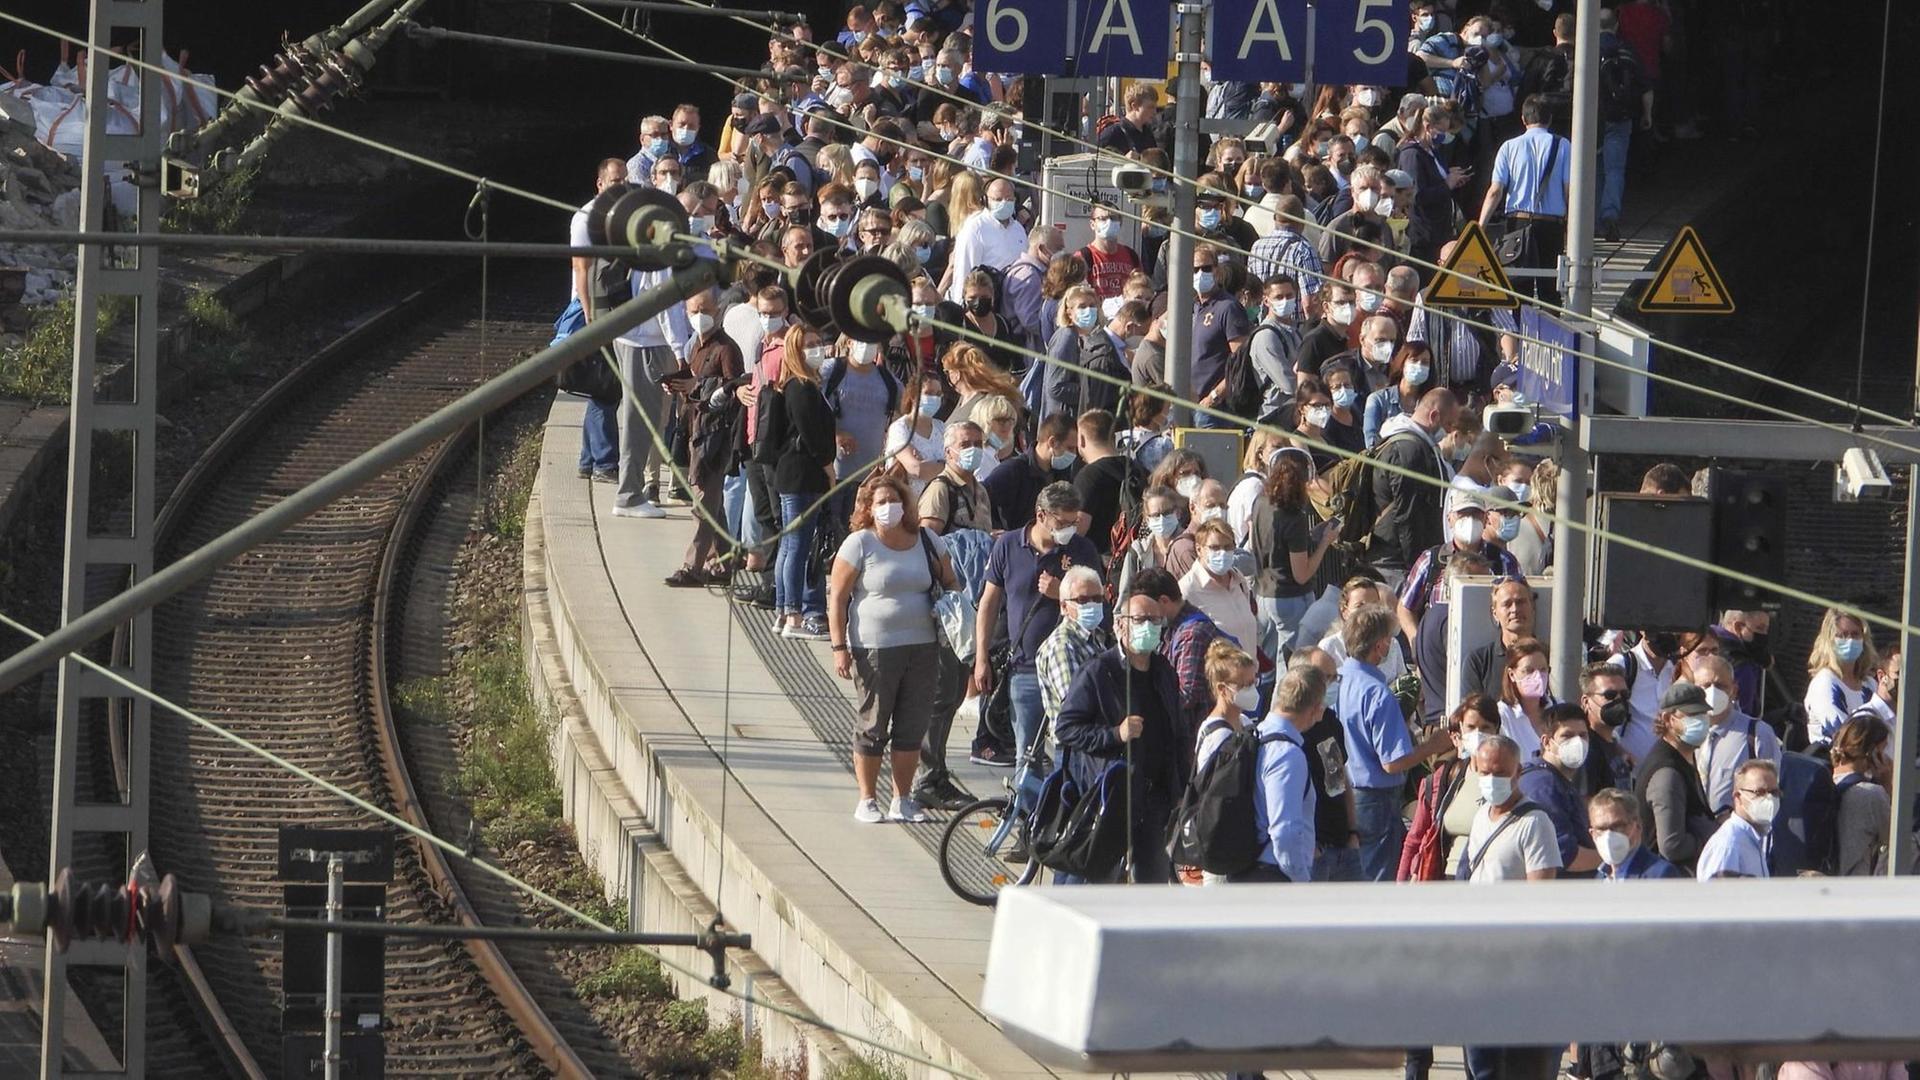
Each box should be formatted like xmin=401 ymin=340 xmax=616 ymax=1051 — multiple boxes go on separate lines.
xmin=937 ymin=797 xmax=1038 ymax=906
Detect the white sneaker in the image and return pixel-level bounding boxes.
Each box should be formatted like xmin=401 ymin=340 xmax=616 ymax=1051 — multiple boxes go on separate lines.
xmin=888 ymin=795 xmax=929 ymax=824
xmin=611 ymin=501 xmax=667 ymax=519
xmin=853 ymin=797 xmax=886 ymax=824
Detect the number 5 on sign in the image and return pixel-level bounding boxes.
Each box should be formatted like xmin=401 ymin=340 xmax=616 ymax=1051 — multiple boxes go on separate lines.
xmin=975 ymin=0 xmax=1071 ymax=75
xmin=1312 ymin=0 xmax=1408 ymax=86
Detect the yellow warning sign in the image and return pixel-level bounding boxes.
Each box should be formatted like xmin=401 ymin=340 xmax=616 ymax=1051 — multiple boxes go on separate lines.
xmin=1638 ymin=225 xmax=1734 ymax=314
xmin=1425 ymin=221 xmax=1518 ymax=309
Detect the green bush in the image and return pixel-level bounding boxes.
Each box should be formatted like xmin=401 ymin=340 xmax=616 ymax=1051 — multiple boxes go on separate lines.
xmin=576 ymin=947 xmax=673 ymax=1000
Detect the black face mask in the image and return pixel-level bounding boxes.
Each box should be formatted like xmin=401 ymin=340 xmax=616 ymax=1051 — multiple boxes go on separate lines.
xmin=1599 ymin=699 xmax=1631 ymax=728
xmin=964 ymin=296 xmax=994 ymax=316
xmin=1744 ymin=632 xmax=1771 ymax=664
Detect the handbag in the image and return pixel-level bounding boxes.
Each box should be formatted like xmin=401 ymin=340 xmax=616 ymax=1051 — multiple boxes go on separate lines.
xmin=918 ymin=529 xmax=974 ymax=659
xmin=1031 ymin=759 xmax=1131 ymax=880
xmin=1495 ymin=134 xmax=1564 ymax=266
xmin=982 ymin=597 xmax=1049 ymax=744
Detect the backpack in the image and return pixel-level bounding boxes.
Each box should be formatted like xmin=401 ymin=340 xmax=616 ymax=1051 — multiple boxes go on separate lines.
xmin=1312 ymin=431 xmax=1422 ymax=549
xmin=1217 ymin=323 xmax=1276 ymax=423
xmin=750 ymin=382 xmax=788 ymax=465
xmin=924 ymin=473 xmax=975 ymax=535
xmin=1104 ymin=458 xmax=1148 ymax=590
xmin=820 ymin=357 xmax=902 ymax=420
xmin=1166 ymin=721 xmax=1289 ymax=875
xmin=1598 ymin=46 xmax=1643 ymax=123
xmin=967 ymin=262 xmax=1010 ymax=315
xmin=1819 ymin=772 xmax=1869 ymax=876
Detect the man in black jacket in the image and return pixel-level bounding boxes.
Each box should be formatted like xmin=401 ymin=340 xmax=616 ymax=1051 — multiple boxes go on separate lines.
xmin=1369 ymin=387 xmax=1458 ymax=589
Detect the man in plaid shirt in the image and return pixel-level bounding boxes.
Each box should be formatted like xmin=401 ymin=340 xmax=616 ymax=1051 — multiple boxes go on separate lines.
xmin=1246 ymin=194 xmax=1323 ymax=296
xmin=1036 ymin=565 xmax=1111 ymax=731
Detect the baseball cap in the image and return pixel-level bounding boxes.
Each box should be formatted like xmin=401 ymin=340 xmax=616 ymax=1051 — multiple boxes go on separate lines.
xmin=1385 ymin=168 xmax=1415 ymax=190
xmin=732 ymin=92 xmax=759 ymax=111
xmin=1659 ymin=682 xmax=1712 ymax=716
xmin=743 ymin=114 xmax=785 ymax=136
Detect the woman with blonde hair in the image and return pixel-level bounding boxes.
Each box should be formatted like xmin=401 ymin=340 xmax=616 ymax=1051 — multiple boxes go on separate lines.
xmin=1504 ymin=456 xmax=1555 ymax=575
xmin=770 ymin=322 xmax=838 ymax=640
xmin=1041 ymin=283 xmax=1125 ymax=416
xmin=815 ymin=143 xmax=857 ymax=190
xmin=942 ymin=343 xmax=1023 ymax=429
xmin=1804 ymin=608 xmax=1895 ymax=747
xmin=943 ymin=169 xmax=986 ymax=233
xmin=1228 ymin=429 xmax=1291 ymax=545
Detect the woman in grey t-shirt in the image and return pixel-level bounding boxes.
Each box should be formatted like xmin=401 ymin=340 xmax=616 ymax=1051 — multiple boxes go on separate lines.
xmin=827 ymin=474 xmax=957 ymax=825
xmin=1829 ymin=713 xmax=1893 ymax=877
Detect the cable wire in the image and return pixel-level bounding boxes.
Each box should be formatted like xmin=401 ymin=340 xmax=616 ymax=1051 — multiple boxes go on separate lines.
xmin=0 ymin=607 xmax=985 ymax=1080
xmin=655 ymin=0 xmax=1920 ymax=433
xmin=1851 ymin=0 xmax=1894 ymax=425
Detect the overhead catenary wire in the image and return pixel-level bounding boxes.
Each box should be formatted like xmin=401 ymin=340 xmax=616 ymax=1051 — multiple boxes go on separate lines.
xmin=0 ymin=608 xmax=987 ymax=1080
xmin=1851 ymin=0 xmax=1894 ymax=425
xmin=579 ymin=9 xmax=1920 ymax=465
xmin=668 ymin=0 xmax=1920 ymax=434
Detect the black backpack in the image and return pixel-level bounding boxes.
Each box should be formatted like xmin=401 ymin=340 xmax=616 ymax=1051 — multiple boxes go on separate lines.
xmin=1166 ymin=721 xmax=1288 ymax=875
xmin=1598 ymin=46 xmax=1643 ymax=123
xmin=1217 ymin=323 xmax=1276 ymax=425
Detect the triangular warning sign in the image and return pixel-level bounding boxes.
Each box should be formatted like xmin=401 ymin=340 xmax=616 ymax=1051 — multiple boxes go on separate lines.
xmin=1426 ymin=221 xmax=1518 ymax=309
xmin=1638 ymin=225 xmax=1734 ymax=314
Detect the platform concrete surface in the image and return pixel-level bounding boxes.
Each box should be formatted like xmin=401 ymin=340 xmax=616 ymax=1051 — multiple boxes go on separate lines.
xmin=531 ymin=396 xmax=1472 ymax=1080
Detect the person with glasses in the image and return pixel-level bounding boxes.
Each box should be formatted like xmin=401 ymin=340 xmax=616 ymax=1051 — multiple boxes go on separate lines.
xmin=1587 ymin=788 xmax=1684 ymax=880
xmin=1630 ymin=682 xmax=1718 ymax=874
xmin=649 ymin=156 xmax=685 ymax=197
xmin=812 ymin=182 xmax=859 ymax=253
xmin=1186 ymin=243 xmax=1254 ymax=430
xmin=1578 ymin=662 xmax=1638 ymax=793
xmin=1695 ymin=759 xmax=1780 ymax=879
xmin=1053 ymin=583 xmax=1183 ymax=884
xmin=1690 ymin=653 xmax=1782 ymax=818
xmin=855 ymin=207 xmax=893 ymax=253
xmin=1036 ymin=565 xmax=1112 ymax=746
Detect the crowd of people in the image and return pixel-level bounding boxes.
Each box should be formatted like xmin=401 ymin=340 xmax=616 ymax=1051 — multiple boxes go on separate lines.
xmin=548 ymin=2 xmax=1898 ymax=1073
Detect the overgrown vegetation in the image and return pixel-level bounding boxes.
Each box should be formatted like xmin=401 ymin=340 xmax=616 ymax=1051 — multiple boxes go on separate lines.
xmin=822 ymin=1055 xmax=908 ymax=1080
xmin=0 ymin=292 xmax=128 ymax=405
xmin=162 ymin=160 xmax=261 ymax=236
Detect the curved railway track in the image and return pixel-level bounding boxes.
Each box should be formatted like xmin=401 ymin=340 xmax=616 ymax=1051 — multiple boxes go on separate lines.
xmin=131 ymin=263 xmax=634 ymax=1078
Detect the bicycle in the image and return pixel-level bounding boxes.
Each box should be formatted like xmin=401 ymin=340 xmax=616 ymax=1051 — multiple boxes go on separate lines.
xmin=937 ymin=744 xmax=1051 ymax=905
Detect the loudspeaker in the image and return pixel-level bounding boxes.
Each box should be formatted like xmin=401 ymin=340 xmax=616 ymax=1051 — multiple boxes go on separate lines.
xmin=1588 ymin=493 xmax=1714 ymax=631
xmin=1704 ymin=468 xmax=1786 ymax=613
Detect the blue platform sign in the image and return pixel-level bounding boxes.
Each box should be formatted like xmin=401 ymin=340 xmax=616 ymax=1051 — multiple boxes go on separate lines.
xmin=974 ymin=0 xmax=1073 ymax=76
xmin=1311 ymin=0 xmax=1410 ymax=86
xmin=1209 ymin=0 xmax=1308 ymax=84
xmin=1074 ymin=0 xmax=1175 ymax=78
xmin=1516 ymin=305 xmax=1579 ymax=419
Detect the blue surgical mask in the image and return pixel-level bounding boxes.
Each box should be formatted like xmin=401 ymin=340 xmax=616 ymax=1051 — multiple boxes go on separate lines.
xmin=673 ymin=126 xmax=697 ymax=147
xmin=1434 ymin=129 xmax=1454 ymax=146
xmin=1050 ymin=451 xmax=1077 ymax=471
xmin=1417 ymin=13 xmax=1435 ymax=32
xmin=956 ymin=445 xmax=985 ymax=472
xmin=1478 ymin=773 xmax=1513 ymax=806
xmin=912 ymin=303 xmax=937 ymax=321
xmin=1147 ymin=513 xmax=1180 ymax=539
xmin=914 ymin=244 xmax=933 ymax=263
xmin=1198 ymin=208 xmax=1223 ymax=230
xmin=1333 ymin=386 xmax=1358 ymax=409
xmin=1835 ymin=637 xmax=1865 ymax=663
xmin=1485 ymin=33 xmax=1506 ymax=48
xmin=823 ymin=215 xmax=853 ymax=239
xmin=647 ymin=137 xmax=670 ymax=158
xmin=989 ymin=199 xmax=1016 ymax=222
xmin=1245 ymin=184 xmax=1264 ymax=200
xmin=1680 ymin=715 xmax=1712 ymax=747
xmin=1496 ymin=515 xmax=1521 ymax=542
xmin=1193 ymin=270 xmax=1216 ymax=294
xmin=1075 ymin=601 xmax=1105 ymax=632
xmin=919 ymin=393 xmax=943 ymax=416
xmin=935 ymin=65 xmax=956 ymax=85
xmin=1405 ymin=361 xmax=1431 ymax=385
xmin=1205 ymin=549 xmax=1233 ymax=576
xmin=1073 ymin=307 xmax=1098 ymax=330
xmin=908 ymin=164 xmax=926 ymax=182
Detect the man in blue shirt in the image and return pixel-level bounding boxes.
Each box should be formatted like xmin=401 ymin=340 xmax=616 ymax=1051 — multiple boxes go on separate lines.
xmin=1337 ymin=604 xmax=1455 ymax=881
xmin=971 ymin=482 xmax=1104 ymax=766
xmin=1235 ymin=662 xmax=1325 ymax=883
xmin=1477 ymin=95 xmax=1571 ymax=303
xmin=1587 ymin=788 xmax=1686 ymax=880
xmin=1517 ymin=705 xmax=1603 ymax=874
xmin=1695 ymin=759 xmax=1778 ymax=880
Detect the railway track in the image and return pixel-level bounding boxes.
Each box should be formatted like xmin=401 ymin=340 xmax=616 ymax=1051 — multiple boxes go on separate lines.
xmin=128 ymin=263 xmax=634 ymax=1078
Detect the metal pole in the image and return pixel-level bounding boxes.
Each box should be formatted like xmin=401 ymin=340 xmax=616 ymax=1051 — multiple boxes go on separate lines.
xmin=324 ymin=855 xmax=345 ymax=1080
xmin=402 ymin=23 xmax=774 ymax=82
xmin=1549 ymin=0 xmax=1602 ymax=701
xmin=0 ymin=229 xmax=692 ymax=260
xmin=0 ymin=260 xmax=721 ymax=695
xmin=1163 ymin=1 xmax=1205 ymax=425
xmin=1893 ymin=466 xmax=1919 ymax=876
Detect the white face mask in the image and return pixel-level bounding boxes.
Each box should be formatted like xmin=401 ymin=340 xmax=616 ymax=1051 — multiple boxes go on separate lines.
xmin=1175 ymin=475 xmax=1202 ymax=500
xmin=1147 ymin=513 xmax=1180 ymax=539
xmin=872 ymin=501 xmax=904 ymax=528
xmin=1594 ymin=829 xmax=1632 ymax=867
xmin=848 ymin=341 xmax=879 ymax=366
xmin=803 ymin=345 xmax=830 ymax=369
xmin=1458 ymin=729 xmax=1485 ymax=759
xmin=688 ymin=311 xmax=715 ymax=337
xmin=1305 ymin=405 xmax=1332 ymax=430
xmin=1050 ymin=524 xmax=1078 ymax=544
xmin=1232 ymin=684 xmax=1261 ymax=713
xmin=688 ymin=215 xmax=714 ymax=237
xmin=854 ymin=177 xmax=879 ymax=200
xmin=1556 ymin=735 xmax=1589 ymax=770
xmin=1327 ymin=302 xmax=1355 ymax=326
xmin=1452 ymin=516 xmax=1481 ymax=545
xmin=1271 ymin=297 xmax=1299 ymax=319
xmin=1746 ymin=793 xmax=1780 ymax=829
xmin=1507 ymin=480 xmax=1530 ymax=503
xmin=1199 ymin=506 xmax=1225 ymax=523
xmin=1703 ymin=685 xmax=1731 ymax=716
xmin=1478 ymin=772 xmax=1513 ymax=807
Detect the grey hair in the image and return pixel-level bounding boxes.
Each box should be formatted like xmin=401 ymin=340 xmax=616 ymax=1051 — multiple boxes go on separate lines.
xmin=1061 ymin=564 xmax=1103 ymax=597
xmin=1398 ymin=93 xmax=1429 ymax=118
xmin=1477 ymin=733 xmax=1521 ymax=767
xmin=1035 ymin=480 xmax=1082 ymax=517
xmin=1341 ymin=603 xmax=1396 ymax=658
xmin=944 ymin=419 xmax=983 ymax=444
xmin=1276 ymin=662 xmax=1328 ymax=715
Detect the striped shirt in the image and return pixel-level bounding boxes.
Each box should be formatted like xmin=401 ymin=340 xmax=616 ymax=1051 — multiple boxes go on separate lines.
xmin=1246 ymin=228 xmax=1323 ymax=294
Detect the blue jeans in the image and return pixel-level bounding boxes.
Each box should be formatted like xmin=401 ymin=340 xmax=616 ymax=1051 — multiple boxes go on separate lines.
xmin=1312 ymin=844 xmax=1362 ymax=882
xmin=1008 ymin=669 xmax=1044 ymax=760
xmin=774 ymin=493 xmax=823 ymax=617
xmin=725 ymin=472 xmax=750 ymax=548
xmin=1258 ymin=592 xmax=1315 ymax=666
xmin=578 ymin=396 xmax=618 ymax=474
xmin=1353 ymin=784 xmax=1406 ymax=883
xmin=1599 ymin=118 xmax=1632 ymax=225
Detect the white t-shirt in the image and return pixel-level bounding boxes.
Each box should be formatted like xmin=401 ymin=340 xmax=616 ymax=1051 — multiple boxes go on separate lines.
xmin=884 ymin=416 xmax=946 ymax=500
xmin=945 ymin=209 xmax=1028 ymax=303
xmin=1463 ymin=804 xmax=1562 ymax=881
xmin=568 ymin=200 xmax=593 ymax=299
xmin=1227 ymin=471 xmax=1266 ymax=547
xmin=1496 ymin=700 xmax=1546 ymax=764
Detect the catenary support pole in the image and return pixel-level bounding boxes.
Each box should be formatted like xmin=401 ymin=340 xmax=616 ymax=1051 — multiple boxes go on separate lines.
xmin=1550 ymin=0 xmax=1602 ymax=701
xmin=1893 ymin=464 xmax=1918 ymax=876
xmin=1162 ymin=1 xmax=1205 ymax=424
xmin=0 ymin=260 xmax=721 ymax=696
xmin=324 ymin=855 xmax=345 ymax=1080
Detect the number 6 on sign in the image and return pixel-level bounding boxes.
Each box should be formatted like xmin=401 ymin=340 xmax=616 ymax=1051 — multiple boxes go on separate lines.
xmin=1312 ymin=0 xmax=1408 ymax=85
xmin=974 ymin=0 xmax=1071 ymax=75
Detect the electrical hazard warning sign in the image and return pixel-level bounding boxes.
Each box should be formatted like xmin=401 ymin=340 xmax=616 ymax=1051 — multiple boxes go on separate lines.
xmin=1426 ymin=221 xmax=1518 ymax=309
xmin=1637 ymin=226 xmax=1734 ymax=314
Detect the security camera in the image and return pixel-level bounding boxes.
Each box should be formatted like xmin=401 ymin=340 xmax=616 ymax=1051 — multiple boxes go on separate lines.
xmin=1483 ymin=403 xmax=1535 ymax=440
xmin=1834 ymin=447 xmax=1891 ymax=502
xmin=1111 ymin=164 xmax=1151 ymax=194
xmin=1243 ymin=122 xmax=1282 ymax=156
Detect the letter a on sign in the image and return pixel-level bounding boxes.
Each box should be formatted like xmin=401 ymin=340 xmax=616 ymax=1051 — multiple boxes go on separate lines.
xmin=1426 ymin=221 xmax=1518 ymax=309
xmin=1076 ymin=0 xmax=1172 ymax=78
xmin=1637 ymin=226 xmax=1733 ymax=314
xmin=1210 ymin=0 xmax=1307 ymax=84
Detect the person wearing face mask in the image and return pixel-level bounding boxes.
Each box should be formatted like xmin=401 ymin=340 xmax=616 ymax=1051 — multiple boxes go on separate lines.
xmin=1249 ymin=452 xmax=1340 ymax=661
xmin=1239 ymin=275 xmax=1306 ymax=418
xmin=1826 ymin=714 xmax=1894 ymax=876
xmin=1185 ymin=244 xmax=1254 ymax=429
xmin=1329 ymin=314 xmax=1399 ymax=396
xmin=983 ymin=413 xmax=1078 ymax=533
xmin=626 ymin=113 xmax=674 ymax=187
xmin=1802 ymin=608 xmax=1895 ymax=748
xmin=1629 ymin=682 xmax=1720 ymax=873
xmin=1117 ymin=487 xmax=1194 ymax=603
xmin=812 ymin=183 xmax=860 ymax=254
xmin=1694 ymin=759 xmax=1780 ymax=879
xmin=1180 ymin=520 xmax=1259 ymax=668
xmin=1399 ymin=694 xmax=1502 ymax=881
xmin=827 ymin=474 xmax=960 ymax=823
xmin=1707 ymin=608 xmax=1771 ymax=718
xmin=1053 ymin=585 xmax=1183 ymax=884
xmin=1197 ymin=650 xmax=1323 ymax=887
xmin=1316 ymin=164 xmax=1391 ymax=266
xmin=664 ymin=289 xmax=744 ymax=588
xmin=1362 ymin=344 xmax=1432 ymax=448
xmin=1457 ymin=733 xmax=1562 ymax=886
xmin=1292 ymin=282 xmax=1358 ymax=386
xmin=1042 ymin=284 xmax=1128 ymax=418
xmin=1578 ymin=662 xmax=1639 ymax=791
xmin=1075 ymin=200 xmax=1142 ymax=300
xmin=1398 ymin=102 xmax=1472 ymax=264
xmin=1588 ymin=788 xmax=1684 ymax=880
xmin=1371 ymin=387 xmax=1461 ymax=588
xmin=1130 ymin=566 xmax=1232 ymax=781
xmin=1036 ymin=564 xmax=1114 ymax=752
xmin=1516 ymin=705 xmax=1605 ymax=873
xmin=882 ymin=366 xmax=946 ymax=499
xmin=667 ymin=103 xmax=716 ymax=178
xmin=1608 ymin=628 xmax=1684 ymax=762
xmin=950 ymin=269 xmax=1027 ymax=372
xmin=769 ymin=324 xmax=839 ymax=640
xmin=1495 ymin=638 xmax=1555 ymax=763
xmin=1393 ymin=495 xmax=1523 ymax=648
xmin=1690 ymin=654 xmax=1782 ymax=818
xmin=1340 ymin=604 xmax=1458 ymax=881
xmin=942 ymin=177 xmax=1027 ymax=305
xmin=1494 ymin=458 xmax=1550 ymax=575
